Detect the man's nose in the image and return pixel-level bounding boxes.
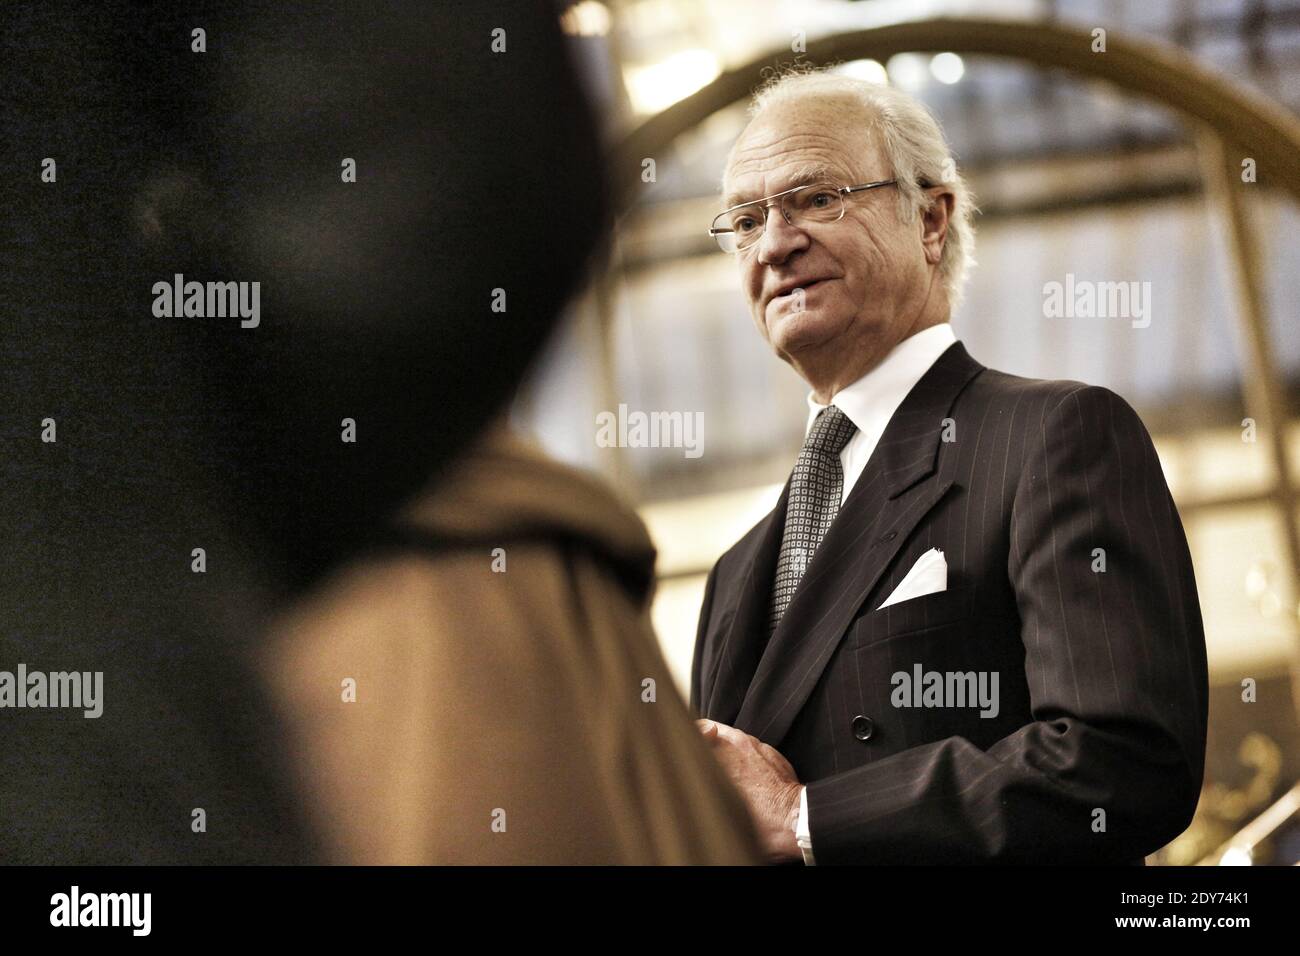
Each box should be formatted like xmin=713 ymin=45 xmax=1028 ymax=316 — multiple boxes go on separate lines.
xmin=756 ymin=208 xmax=809 ymax=265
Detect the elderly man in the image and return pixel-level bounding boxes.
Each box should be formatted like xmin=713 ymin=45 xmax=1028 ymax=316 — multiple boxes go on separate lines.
xmin=690 ymin=69 xmax=1208 ymax=865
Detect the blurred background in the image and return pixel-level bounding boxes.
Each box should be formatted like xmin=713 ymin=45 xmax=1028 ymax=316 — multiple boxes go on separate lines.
xmin=517 ymin=0 xmax=1300 ymax=864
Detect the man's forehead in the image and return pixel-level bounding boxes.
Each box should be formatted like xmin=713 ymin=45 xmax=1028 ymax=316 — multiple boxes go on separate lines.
xmin=721 ymin=119 xmax=875 ymax=207
xmin=722 ymin=159 xmax=857 ymax=208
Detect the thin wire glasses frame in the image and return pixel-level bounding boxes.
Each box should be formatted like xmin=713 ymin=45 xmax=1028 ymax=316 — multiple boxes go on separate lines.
xmin=709 ymin=179 xmax=899 ymax=254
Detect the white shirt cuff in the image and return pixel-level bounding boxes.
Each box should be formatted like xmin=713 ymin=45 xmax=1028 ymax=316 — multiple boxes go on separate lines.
xmin=795 ymin=785 xmax=815 ymax=865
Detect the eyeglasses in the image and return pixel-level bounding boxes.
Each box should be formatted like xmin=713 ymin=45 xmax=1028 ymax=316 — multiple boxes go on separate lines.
xmin=708 ymin=180 xmax=899 ymax=254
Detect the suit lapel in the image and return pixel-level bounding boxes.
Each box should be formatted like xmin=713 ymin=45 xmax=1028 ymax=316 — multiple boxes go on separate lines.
xmin=700 ymin=480 xmax=789 ymax=724
xmin=733 ymin=341 xmax=985 ymax=746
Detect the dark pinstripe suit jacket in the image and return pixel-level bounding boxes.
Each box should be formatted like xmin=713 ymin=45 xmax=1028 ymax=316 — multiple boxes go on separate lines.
xmin=690 ymin=341 xmax=1208 ymax=864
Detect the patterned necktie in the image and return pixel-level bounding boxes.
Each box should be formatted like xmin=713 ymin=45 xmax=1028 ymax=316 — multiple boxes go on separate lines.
xmin=768 ymin=405 xmax=858 ymax=632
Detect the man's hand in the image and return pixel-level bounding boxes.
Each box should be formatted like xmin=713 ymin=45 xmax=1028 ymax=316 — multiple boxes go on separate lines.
xmin=697 ymin=718 xmax=803 ymax=864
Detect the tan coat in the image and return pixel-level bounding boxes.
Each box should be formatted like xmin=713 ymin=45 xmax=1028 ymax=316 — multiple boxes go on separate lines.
xmin=260 ymin=428 xmax=763 ymax=864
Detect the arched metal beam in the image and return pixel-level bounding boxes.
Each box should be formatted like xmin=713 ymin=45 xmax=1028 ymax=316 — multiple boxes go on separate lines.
xmin=614 ymin=17 xmax=1300 ymax=204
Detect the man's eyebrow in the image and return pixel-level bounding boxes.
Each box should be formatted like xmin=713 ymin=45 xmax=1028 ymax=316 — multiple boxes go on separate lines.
xmin=722 ymin=162 xmax=836 ymax=208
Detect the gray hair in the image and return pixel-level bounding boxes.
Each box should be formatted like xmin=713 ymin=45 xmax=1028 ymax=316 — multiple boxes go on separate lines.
xmin=730 ymin=64 xmax=977 ymax=307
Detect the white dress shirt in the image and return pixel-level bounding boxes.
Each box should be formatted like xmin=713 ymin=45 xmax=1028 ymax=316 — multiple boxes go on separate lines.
xmin=793 ymin=322 xmax=958 ymax=864
xmin=805 ymin=322 xmax=958 ymax=506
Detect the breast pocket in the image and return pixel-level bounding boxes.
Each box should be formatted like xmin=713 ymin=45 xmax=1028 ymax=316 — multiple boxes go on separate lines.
xmin=847 ymin=585 xmax=975 ymax=650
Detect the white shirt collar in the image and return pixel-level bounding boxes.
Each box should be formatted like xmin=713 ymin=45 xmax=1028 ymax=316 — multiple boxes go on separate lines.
xmin=805 ymin=323 xmax=958 ymax=436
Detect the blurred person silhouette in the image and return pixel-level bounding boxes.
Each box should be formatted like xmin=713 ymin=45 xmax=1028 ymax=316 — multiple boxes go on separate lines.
xmin=263 ymin=419 xmax=762 ymax=864
xmin=0 ymin=1 xmax=760 ymax=864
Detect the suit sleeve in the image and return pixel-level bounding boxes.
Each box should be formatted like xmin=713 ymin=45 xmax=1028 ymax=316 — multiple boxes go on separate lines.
xmin=804 ymin=385 xmax=1209 ymax=863
xmin=690 ymin=560 xmax=721 ymax=716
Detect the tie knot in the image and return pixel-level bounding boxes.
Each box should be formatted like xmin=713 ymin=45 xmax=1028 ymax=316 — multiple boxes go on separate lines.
xmin=805 ymin=405 xmax=857 ymax=457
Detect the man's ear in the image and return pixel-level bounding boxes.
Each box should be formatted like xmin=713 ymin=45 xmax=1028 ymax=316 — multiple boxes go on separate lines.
xmin=920 ymin=187 xmax=954 ymax=266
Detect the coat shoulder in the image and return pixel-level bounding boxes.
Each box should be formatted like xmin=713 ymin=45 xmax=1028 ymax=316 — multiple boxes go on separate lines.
xmin=961 ymin=363 xmax=1138 ymax=422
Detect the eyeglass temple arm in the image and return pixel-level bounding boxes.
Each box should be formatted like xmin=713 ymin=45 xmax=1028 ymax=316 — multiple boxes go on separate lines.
xmin=842 ymin=179 xmax=898 ymax=194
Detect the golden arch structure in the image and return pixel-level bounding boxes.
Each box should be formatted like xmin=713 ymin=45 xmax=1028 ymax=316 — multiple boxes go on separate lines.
xmin=611 ymin=17 xmax=1300 ymax=860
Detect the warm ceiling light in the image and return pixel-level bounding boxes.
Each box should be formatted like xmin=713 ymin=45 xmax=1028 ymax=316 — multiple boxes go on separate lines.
xmin=837 ymin=59 xmax=888 ymax=85
xmin=930 ymin=52 xmax=966 ymax=84
xmin=560 ymin=1 xmax=611 ymax=37
xmin=624 ymin=49 xmax=721 ymax=115
xmin=886 ymin=53 xmax=929 ymax=90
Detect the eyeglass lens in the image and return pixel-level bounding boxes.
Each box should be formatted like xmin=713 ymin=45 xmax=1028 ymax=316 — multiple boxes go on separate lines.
xmin=714 ymin=184 xmax=844 ymax=252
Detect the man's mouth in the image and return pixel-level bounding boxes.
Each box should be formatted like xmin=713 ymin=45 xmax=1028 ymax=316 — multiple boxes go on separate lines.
xmin=773 ymin=278 xmax=830 ymax=301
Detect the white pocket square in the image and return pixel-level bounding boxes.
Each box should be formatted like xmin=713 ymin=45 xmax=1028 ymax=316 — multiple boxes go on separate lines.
xmin=876 ymin=548 xmax=946 ymax=610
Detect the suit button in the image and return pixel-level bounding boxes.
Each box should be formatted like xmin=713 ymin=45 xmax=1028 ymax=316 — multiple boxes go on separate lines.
xmin=851 ymin=715 xmax=875 ymax=741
